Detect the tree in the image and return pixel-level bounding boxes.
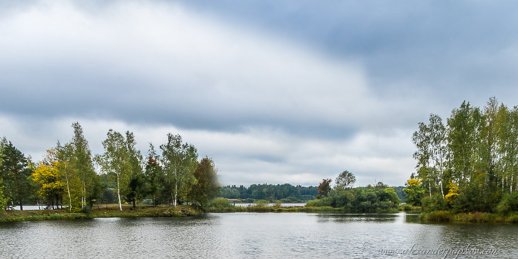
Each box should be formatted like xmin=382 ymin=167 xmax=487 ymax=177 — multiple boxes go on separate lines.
xmin=444 ymin=181 xmax=459 ymax=206
xmin=335 ymin=170 xmax=356 ymax=189
xmin=403 ymin=178 xmax=425 ymax=206
xmin=412 ymin=114 xmax=449 ymax=198
xmin=97 ymin=130 xmax=144 ymax=210
xmin=123 ymin=131 xmax=144 ymax=209
xmin=0 ymin=140 xmax=6 ymax=210
xmin=0 ymin=140 xmax=33 ymax=210
xmin=317 ymin=178 xmax=332 ymax=198
xmin=161 ymin=133 xmax=198 ymax=207
xmin=55 ymin=143 xmax=82 ymax=211
xmin=31 ymin=162 xmax=65 ymax=209
xmin=70 ymin=122 xmax=98 ymax=208
xmin=144 ymin=144 xmax=164 ymax=206
xmin=447 ymin=102 xmax=482 ymax=185
xmin=190 ymin=157 xmax=219 ymax=208
xmin=0 ymin=182 xmax=6 ymax=211
xmin=97 ymin=129 xmax=130 ymax=211
xmin=495 ymin=106 xmax=518 ymax=193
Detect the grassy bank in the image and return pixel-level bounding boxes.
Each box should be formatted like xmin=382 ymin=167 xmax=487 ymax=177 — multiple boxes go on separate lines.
xmin=0 ymin=205 xmax=202 ymax=223
xmin=420 ymin=211 xmax=518 ymax=224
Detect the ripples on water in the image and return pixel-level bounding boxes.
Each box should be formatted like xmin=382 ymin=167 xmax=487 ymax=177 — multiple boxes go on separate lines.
xmin=0 ymin=213 xmax=516 ymax=258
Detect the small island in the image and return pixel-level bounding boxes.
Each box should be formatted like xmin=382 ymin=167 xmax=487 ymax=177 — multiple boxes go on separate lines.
xmin=0 ymin=123 xmax=218 ymax=222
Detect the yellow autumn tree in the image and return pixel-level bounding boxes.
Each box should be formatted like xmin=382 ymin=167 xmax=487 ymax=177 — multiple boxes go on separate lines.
xmin=403 ymin=178 xmax=425 ymax=206
xmin=32 ymin=162 xmax=65 ymax=209
xmin=445 ymin=181 xmax=459 ymax=205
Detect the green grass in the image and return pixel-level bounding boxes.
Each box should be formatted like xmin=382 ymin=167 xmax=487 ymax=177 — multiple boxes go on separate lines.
xmin=399 ymin=204 xmax=422 ymax=213
xmin=420 ymin=211 xmax=518 ymax=224
xmin=0 ymin=205 xmax=202 ymax=223
xmin=0 ymin=210 xmax=88 ymax=223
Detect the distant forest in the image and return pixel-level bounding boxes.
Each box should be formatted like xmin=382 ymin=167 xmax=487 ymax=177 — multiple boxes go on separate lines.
xmin=219 ymin=184 xmax=406 ymax=203
xmin=219 ymin=184 xmax=318 ymax=202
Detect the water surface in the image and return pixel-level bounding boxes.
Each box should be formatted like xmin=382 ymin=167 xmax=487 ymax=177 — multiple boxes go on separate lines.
xmin=0 ymin=213 xmax=516 ymax=258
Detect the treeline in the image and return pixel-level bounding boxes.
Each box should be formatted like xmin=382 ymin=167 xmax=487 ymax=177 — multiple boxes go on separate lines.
xmin=219 ymin=184 xmax=318 ymax=202
xmin=406 ymin=98 xmax=518 ymax=213
xmin=307 ymin=171 xmax=400 ymax=213
xmin=0 ymin=123 xmax=219 ymax=212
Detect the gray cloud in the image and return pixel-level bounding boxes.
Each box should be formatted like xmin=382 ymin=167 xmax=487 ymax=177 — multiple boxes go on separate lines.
xmin=1 ymin=0 xmax=516 ymax=186
xmin=182 ymin=0 xmax=518 ymax=104
xmin=0 ymin=0 xmax=384 ymax=138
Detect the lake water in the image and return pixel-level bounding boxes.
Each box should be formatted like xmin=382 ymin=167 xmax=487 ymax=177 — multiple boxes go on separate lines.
xmin=0 ymin=212 xmax=517 ymax=258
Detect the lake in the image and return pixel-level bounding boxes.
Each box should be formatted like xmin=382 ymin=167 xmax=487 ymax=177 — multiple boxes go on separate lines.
xmin=0 ymin=212 xmax=517 ymax=258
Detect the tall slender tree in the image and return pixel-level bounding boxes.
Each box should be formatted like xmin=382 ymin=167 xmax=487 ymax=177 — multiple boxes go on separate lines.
xmin=70 ymin=122 xmax=98 ymax=208
xmin=190 ymin=157 xmax=219 ymax=208
xmin=124 ymin=131 xmax=144 ymax=209
xmin=97 ymin=130 xmax=129 ymax=211
xmin=447 ymin=102 xmax=482 ymax=185
xmin=0 ymin=139 xmax=7 ymax=210
xmin=144 ymin=144 xmax=164 ymax=206
xmin=0 ymin=140 xmax=33 ymax=210
xmin=160 ymin=133 xmax=198 ymax=207
xmin=55 ymin=143 xmax=81 ymax=211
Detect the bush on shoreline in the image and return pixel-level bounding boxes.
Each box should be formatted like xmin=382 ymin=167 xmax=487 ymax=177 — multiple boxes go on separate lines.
xmin=420 ymin=211 xmax=518 ymax=223
xmin=0 ymin=205 xmax=203 ymax=223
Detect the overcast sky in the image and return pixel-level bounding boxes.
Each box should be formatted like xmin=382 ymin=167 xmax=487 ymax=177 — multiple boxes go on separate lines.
xmin=1 ymin=0 xmax=517 ymax=186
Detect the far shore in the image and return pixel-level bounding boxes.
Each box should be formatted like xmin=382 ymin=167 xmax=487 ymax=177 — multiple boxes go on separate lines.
xmin=3 ymin=204 xmax=518 ymax=224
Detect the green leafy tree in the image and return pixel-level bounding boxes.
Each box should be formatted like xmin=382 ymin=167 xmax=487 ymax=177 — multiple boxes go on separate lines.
xmin=190 ymin=157 xmax=219 ymax=208
xmin=70 ymin=122 xmax=99 ymax=208
xmin=495 ymin=106 xmax=518 ymax=193
xmin=96 ymin=129 xmax=131 ymax=211
xmin=0 ymin=183 xmax=6 ymax=211
xmin=447 ymin=102 xmax=482 ymax=185
xmin=335 ymin=170 xmax=356 ymax=190
xmin=0 ymin=139 xmax=33 ymax=210
xmin=412 ymin=114 xmax=449 ymax=198
xmin=144 ymin=144 xmax=165 ymax=206
xmin=317 ymin=178 xmax=332 ymax=198
xmin=0 ymin=140 xmax=6 ymax=210
xmin=123 ymin=131 xmax=144 ymax=209
xmin=160 ymin=133 xmax=198 ymax=206
xmin=55 ymin=143 xmax=82 ymax=211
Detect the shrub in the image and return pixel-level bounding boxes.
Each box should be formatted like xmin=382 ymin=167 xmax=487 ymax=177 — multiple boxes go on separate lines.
xmin=81 ymin=205 xmax=92 ymax=214
xmin=209 ymin=198 xmax=232 ymax=210
xmin=505 ymin=214 xmax=518 ymax=223
xmin=421 ymin=194 xmax=447 ymax=212
xmin=453 ymin=212 xmax=496 ymax=223
xmin=254 ymin=200 xmax=269 ymax=207
xmin=306 ymin=197 xmax=333 ymax=207
xmin=421 ymin=210 xmax=453 ymax=222
xmin=496 ymin=192 xmax=518 ymax=214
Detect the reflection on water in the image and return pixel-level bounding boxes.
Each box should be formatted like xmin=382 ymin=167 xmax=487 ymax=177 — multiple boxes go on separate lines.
xmin=316 ymin=213 xmax=401 ymax=223
xmin=0 ymin=212 xmax=516 ymax=258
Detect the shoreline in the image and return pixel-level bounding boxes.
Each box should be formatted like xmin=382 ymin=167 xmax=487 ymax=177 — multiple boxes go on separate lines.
xmin=0 ymin=206 xmax=202 ymax=223
xmin=420 ymin=210 xmax=518 ymax=224
xmin=3 ymin=206 xmax=518 ymax=224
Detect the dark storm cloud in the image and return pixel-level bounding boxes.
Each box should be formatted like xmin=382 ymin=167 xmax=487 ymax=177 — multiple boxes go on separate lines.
xmin=181 ymin=0 xmax=518 ymax=104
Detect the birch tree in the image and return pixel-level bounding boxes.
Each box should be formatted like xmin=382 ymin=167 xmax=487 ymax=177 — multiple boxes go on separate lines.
xmin=160 ymin=133 xmax=197 ymax=207
xmin=97 ymin=130 xmax=128 ymax=211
